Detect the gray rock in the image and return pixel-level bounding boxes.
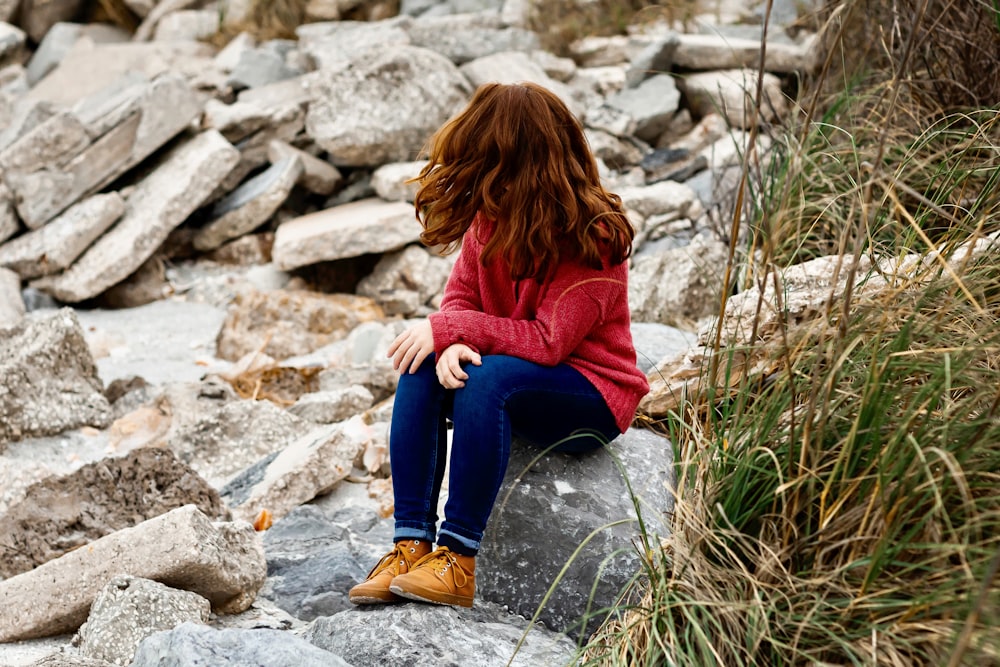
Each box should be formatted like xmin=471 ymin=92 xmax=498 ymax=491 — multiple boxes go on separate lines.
xmin=157 ymin=381 xmax=314 ymax=488
xmin=268 ymin=139 xmax=342 ymax=195
xmin=370 ymin=160 xmax=426 ymax=202
xmin=193 ymin=156 xmax=303 ymax=251
xmin=8 ymin=73 xmax=202 ymax=229
xmin=672 ymin=32 xmax=818 ymax=74
xmin=296 ymin=18 xmax=412 ymax=71
xmin=227 ymin=47 xmax=302 ymax=90
xmin=0 ymin=193 xmax=125 ymax=280
xmin=529 ymin=50 xmax=576 ymax=82
xmin=602 ymin=74 xmax=680 ymax=142
xmin=356 ymin=245 xmax=456 ymax=316
xmin=26 ymin=41 xmax=214 ymax=108
xmin=406 ymin=13 xmax=539 ymax=65
xmin=288 ymin=386 xmax=375 ymax=424
xmin=260 ymin=504 xmax=393 ymax=620
xmin=304 ymin=602 xmax=577 ymax=667
xmin=0 ymin=309 xmax=111 ymax=445
xmin=305 ymin=44 xmax=470 ymax=167
xmin=0 ymin=505 xmax=266 ymax=642
xmin=213 ymin=31 xmax=255 ymax=72
xmin=0 ymin=447 xmax=229 ymax=578
xmin=629 ymin=232 xmax=729 ymax=328
xmin=0 ymin=99 xmax=58 ymax=154
xmin=680 ymin=68 xmax=789 ymax=129
xmin=226 ymin=416 xmax=375 ymax=524
xmin=210 ymin=104 xmax=305 ymax=201
xmin=32 ymin=130 xmax=240 ymax=302
xmin=460 ymin=51 xmax=581 ymax=118
xmin=584 ymin=129 xmax=645 ymax=170
xmin=617 ymin=179 xmax=699 ymax=220
xmin=77 ymin=577 xmax=210 ymax=667
xmin=631 ymin=322 xmax=697 ymax=372
xmin=130 ymin=622 xmax=349 ymax=667
xmin=0 ymin=265 xmax=22 ymax=327
xmin=569 ymin=34 xmax=648 ymax=68
xmin=272 ymin=198 xmax=421 ymax=270
xmin=477 ymin=428 xmax=674 ymax=638
xmin=624 ymin=32 xmax=679 ymax=88
xmin=215 ymin=286 xmax=384 ymax=361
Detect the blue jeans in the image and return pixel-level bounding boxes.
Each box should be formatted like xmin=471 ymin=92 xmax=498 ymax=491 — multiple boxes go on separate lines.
xmin=390 ymin=354 xmax=621 ymax=553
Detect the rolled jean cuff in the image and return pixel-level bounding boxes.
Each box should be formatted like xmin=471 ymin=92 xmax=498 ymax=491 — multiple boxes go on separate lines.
xmin=394 ymin=522 xmax=435 ymax=543
xmin=438 ymin=525 xmax=481 ymax=552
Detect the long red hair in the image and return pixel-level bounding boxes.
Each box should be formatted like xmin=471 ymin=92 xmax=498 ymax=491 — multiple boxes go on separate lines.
xmin=412 ymin=82 xmax=634 ymax=282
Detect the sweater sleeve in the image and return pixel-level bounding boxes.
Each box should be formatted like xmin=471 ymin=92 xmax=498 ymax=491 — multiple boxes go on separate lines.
xmin=429 ymin=273 xmax=619 ymax=366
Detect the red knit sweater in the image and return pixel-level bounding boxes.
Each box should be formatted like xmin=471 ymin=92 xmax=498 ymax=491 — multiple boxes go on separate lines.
xmin=427 ymin=215 xmax=650 ymax=433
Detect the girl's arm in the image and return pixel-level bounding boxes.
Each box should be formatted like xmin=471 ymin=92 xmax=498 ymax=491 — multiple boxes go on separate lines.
xmin=429 ymin=271 xmax=621 ymax=367
xmin=438 ymin=228 xmax=483 ymax=314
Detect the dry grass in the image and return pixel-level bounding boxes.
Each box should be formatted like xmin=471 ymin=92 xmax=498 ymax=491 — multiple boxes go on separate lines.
xmin=579 ymin=0 xmax=1000 ymax=664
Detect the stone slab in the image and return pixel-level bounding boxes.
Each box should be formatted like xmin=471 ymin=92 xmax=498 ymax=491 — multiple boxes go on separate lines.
xmin=32 ymin=130 xmax=239 ymax=302
xmin=272 ymin=198 xmax=420 ymax=270
xmin=0 ymin=505 xmax=266 ymax=642
xmin=193 ymin=156 xmax=303 ymax=251
xmin=267 ymin=139 xmax=342 ymax=195
xmin=226 ymin=416 xmax=374 ymax=524
xmin=0 ymin=193 xmax=124 ymax=280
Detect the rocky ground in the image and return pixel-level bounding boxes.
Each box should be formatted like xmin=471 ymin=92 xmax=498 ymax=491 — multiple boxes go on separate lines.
xmin=0 ymin=0 xmax=834 ymax=664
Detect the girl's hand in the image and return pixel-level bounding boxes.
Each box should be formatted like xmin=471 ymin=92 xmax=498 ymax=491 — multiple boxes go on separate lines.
xmin=436 ymin=344 xmax=482 ymax=389
xmin=387 ymin=320 xmax=435 ymax=374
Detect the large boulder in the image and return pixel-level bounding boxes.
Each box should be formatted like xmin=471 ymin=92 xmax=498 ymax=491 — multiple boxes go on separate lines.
xmin=130 ymin=622 xmax=349 ymax=667
xmin=303 ymin=602 xmax=577 ymax=667
xmin=477 ymin=428 xmax=674 ymax=637
xmin=0 ymin=309 xmax=111 ymax=445
xmin=0 ymin=447 xmax=228 ymax=578
xmin=305 ymin=44 xmax=470 ymax=167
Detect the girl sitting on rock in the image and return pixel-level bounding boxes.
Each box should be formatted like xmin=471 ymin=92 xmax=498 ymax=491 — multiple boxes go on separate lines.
xmin=349 ymin=81 xmax=650 ymax=609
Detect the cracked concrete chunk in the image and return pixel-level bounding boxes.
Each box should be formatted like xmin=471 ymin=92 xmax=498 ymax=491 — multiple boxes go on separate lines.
xmin=272 ymin=198 xmax=420 ymax=270
xmin=0 ymin=447 xmax=229 ymax=578
xmin=0 ymin=308 xmax=111 ymax=445
xmin=32 ymin=130 xmax=239 ymax=302
xmin=0 ymin=193 xmax=125 ymax=280
xmin=193 ymin=156 xmax=303 ymax=251
xmin=0 ymin=505 xmax=266 ymax=642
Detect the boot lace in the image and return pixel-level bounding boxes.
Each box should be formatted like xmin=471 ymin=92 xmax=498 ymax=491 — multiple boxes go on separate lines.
xmin=366 ymin=540 xmax=423 ymax=579
xmin=420 ymin=547 xmax=470 ymax=588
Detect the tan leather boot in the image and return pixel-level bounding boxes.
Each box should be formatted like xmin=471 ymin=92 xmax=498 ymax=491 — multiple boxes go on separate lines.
xmin=389 ymin=546 xmax=476 ymax=608
xmin=349 ymin=539 xmax=432 ymax=604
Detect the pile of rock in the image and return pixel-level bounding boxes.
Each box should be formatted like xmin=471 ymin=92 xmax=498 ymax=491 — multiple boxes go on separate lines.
xmin=0 ymin=0 xmax=826 ymax=664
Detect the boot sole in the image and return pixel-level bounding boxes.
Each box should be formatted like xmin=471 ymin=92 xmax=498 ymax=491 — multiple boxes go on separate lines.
xmin=388 ymin=584 xmax=473 ymax=608
xmin=349 ymin=593 xmax=401 ymax=605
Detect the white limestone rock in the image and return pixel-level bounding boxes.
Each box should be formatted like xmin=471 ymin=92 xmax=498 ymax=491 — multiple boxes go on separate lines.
xmin=370 ymin=160 xmax=426 ymax=202
xmin=306 ymin=44 xmax=469 ymax=167
xmin=460 ymin=50 xmax=581 ymax=118
xmin=267 ymin=139 xmax=342 ymax=196
xmin=272 ymin=198 xmax=421 ymax=270
xmin=0 ymin=266 xmax=22 ymax=327
xmin=681 ymin=68 xmax=789 ymax=129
